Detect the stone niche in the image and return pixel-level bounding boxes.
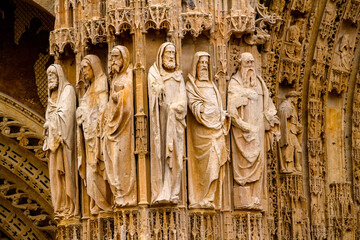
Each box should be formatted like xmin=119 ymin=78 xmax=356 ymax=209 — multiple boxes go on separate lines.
xmin=44 ymin=0 xmax=360 ymax=240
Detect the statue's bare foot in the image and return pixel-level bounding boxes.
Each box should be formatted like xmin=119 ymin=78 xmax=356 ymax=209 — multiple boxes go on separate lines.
xmin=90 ymin=205 xmax=101 ymax=215
xmin=170 ymin=196 xmax=179 ymax=204
xmin=154 ymin=198 xmax=169 ymax=205
xmin=204 ymin=201 xmax=215 ymax=209
xmin=114 ymin=199 xmax=129 ymax=208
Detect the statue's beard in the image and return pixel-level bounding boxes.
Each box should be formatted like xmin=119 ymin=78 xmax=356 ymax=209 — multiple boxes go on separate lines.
xmin=198 ymin=68 xmax=209 ymax=81
xmin=163 ymin=60 xmax=176 ymax=71
xmin=241 ymin=67 xmax=256 ymax=87
xmin=111 ymin=64 xmax=121 ymax=74
xmin=49 ymin=81 xmax=58 ymax=90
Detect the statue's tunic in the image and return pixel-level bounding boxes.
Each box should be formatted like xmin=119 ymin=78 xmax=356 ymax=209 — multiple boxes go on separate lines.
xmin=279 ymin=97 xmax=302 ymax=172
xmin=43 ymin=64 xmax=78 ymax=216
xmin=101 ymin=46 xmax=137 ymax=206
xmin=77 ymin=55 xmax=111 ymax=213
xmin=227 ymin=71 xmax=278 ymax=209
xmin=186 ymin=52 xmax=228 ymax=209
xmin=148 ymin=42 xmax=187 ymax=204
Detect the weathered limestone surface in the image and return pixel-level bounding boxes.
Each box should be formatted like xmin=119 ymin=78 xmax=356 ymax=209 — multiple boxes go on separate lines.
xmin=44 ymin=0 xmax=360 ymax=239
xmin=2 ymin=0 xmax=360 ymax=239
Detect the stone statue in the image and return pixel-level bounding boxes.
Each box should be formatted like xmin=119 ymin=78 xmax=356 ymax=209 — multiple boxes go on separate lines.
xmin=148 ymin=42 xmax=187 ymax=205
xmin=100 ymin=45 xmax=137 ymax=207
xmin=285 ymin=23 xmax=302 ymax=60
xmin=43 ymin=64 xmax=78 ymax=218
xmin=186 ymin=52 xmax=229 ymax=209
xmin=77 ymin=54 xmax=112 ymax=214
xmin=336 ymin=34 xmax=352 ymax=71
xmin=227 ymin=52 xmax=279 ymax=210
xmin=279 ymin=91 xmax=302 ymax=173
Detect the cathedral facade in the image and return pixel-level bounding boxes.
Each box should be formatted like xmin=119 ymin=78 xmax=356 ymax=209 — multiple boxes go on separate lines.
xmin=0 ymin=0 xmax=360 ymax=239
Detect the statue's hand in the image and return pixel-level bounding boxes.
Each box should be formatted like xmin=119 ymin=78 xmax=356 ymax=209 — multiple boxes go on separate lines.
xmin=171 ymin=102 xmax=185 ymax=113
xmin=152 ymin=82 xmax=165 ymax=95
xmin=233 ymin=116 xmax=251 ymax=133
xmin=114 ymin=84 xmax=124 ymax=92
xmin=111 ymin=92 xmax=119 ymax=102
xmin=245 ymin=89 xmax=258 ymax=100
xmin=240 ymin=121 xmax=251 ymax=132
xmin=76 ymin=108 xmax=84 ymax=126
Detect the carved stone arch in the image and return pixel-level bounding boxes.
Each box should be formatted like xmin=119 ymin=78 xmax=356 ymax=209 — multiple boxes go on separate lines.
xmin=0 ymin=93 xmax=46 ymax=161
xmin=0 ymin=196 xmax=51 ymax=239
xmin=0 ymin=95 xmax=50 ymax=200
xmin=0 ymin=166 xmax=56 ymax=238
xmin=22 ymin=0 xmax=54 ymax=15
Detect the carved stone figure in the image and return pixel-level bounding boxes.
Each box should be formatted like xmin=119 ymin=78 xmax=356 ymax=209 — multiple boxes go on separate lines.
xmin=43 ymin=64 xmax=78 ymax=218
xmin=148 ymin=42 xmax=187 ymax=204
xmin=285 ymin=23 xmax=302 ymax=60
xmin=227 ymin=52 xmax=279 ymax=210
xmin=77 ymin=54 xmax=111 ymax=214
xmin=279 ymin=91 xmax=302 ymax=173
xmin=100 ymin=45 xmax=137 ymax=207
xmin=334 ymin=34 xmax=352 ymax=71
xmin=186 ymin=52 xmax=229 ymax=209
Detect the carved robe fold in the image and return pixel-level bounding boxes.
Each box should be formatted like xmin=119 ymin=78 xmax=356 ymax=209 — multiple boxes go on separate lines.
xmin=77 ymin=55 xmax=111 ymax=213
xmin=279 ymin=98 xmax=302 ymax=173
xmin=186 ymin=52 xmax=228 ymax=209
xmin=100 ymin=46 xmax=137 ymax=206
xmin=227 ymin=71 xmax=279 ymax=209
xmin=43 ymin=64 xmax=78 ymax=216
xmin=148 ymin=42 xmax=187 ymax=204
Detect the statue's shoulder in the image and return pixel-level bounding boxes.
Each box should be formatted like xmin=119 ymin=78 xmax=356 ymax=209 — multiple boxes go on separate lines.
xmin=279 ymin=99 xmax=292 ymax=111
xmin=185 ymin=75 xmax=195 ymax=89
xmin=148 ymin=64 xmax=157 ymax=75
xmin=62 ymin=84 xmax=76 ymax=97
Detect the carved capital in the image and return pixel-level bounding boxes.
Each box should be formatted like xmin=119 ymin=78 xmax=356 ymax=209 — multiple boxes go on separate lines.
xmin=107 ymin=8 xmax=134 ymax=35
xmin=49 ymin=28 xmax=76 ymax=55
xmin=143 ymin=5 xmax=173 ymax=32
xmin=180 ymin=12 xmax=213 ymax=37
xmin=226 ymin=10 xmax=255 ymax=38
xmin=344 ymin=0 xmax=360 ymax=24
xmin=328 ymin=68 xmax=350 ymax=94
xmin=81 ymin=19 xmax=107 ymax=46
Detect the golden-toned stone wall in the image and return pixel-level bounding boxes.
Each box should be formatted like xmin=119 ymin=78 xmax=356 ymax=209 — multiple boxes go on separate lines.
xmin=1 ymin=0 xmax=360 ymax=239
xmin=46 ymin=1 xmax=360 ymax=239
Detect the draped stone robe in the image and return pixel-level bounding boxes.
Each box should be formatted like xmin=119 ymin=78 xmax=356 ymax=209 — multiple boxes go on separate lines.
xmin=279 ymin=98 xmax=302 ymax=173
xmin=100 ymin=46 xmax=137 ymax=207
xmin=77 ymin=55 xmax=111 ymax=213
xmin=227 ymin=70 xmax=279 ymax=210
xmin=148 ymin=42 xmax=187 ymax=204
xmin=43 ymin=64 xmax=78 ymax=217
xmin=186 ymin=52 xmax=228 ymax=209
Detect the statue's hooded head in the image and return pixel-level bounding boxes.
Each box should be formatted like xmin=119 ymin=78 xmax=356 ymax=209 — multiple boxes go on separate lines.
xmin=110 ymin=45 xmax=130 ymax=75
xmin=47 ymin=64 xmax=71 ymax=102
xmin=189 ymin=51 xmax=211 ymax=82
xmin=238 ymin=52 xmax=256 ymax=87
xmin=153 ymin=42 xmax=182 ymax=81
xmin=156 ymin=42 xmax=179 ymax=73
xmin=81 ymin=54 xmax=106 ymax=83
